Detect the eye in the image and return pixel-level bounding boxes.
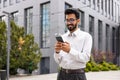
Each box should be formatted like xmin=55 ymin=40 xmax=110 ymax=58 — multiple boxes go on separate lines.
xmin=65 ymin=18 xmax=76 ymax=23
xmin=70 ymin=18 xmax=76 ymax=21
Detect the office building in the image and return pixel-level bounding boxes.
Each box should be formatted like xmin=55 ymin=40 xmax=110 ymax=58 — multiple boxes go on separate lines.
xmin=0 ymin=0 xmax=120 ymax=74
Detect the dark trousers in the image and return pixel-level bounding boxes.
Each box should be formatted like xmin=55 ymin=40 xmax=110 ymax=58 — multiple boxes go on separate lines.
xmin=57 ymin=70 xmax=87 ymax=80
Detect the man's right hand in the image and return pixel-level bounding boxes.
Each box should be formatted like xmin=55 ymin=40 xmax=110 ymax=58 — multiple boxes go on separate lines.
xmin=54 ymin=42 xmax=62 ymax=53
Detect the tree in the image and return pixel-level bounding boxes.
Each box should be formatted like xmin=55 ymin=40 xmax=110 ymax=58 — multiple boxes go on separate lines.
xmin=0 ymin=21 xmax=7 ymax=69
xmin=0 ymin=20 xmax=41 ymax=75
xmin=10 ymin=21 xmax=41 ymax=74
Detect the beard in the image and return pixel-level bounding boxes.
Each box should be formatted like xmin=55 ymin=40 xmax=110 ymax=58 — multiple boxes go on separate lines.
xmin=67 ymin=24 xmax=77 ymax=31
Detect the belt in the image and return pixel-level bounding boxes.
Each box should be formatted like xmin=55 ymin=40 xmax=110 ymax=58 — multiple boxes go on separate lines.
xmin=60 ymin=67 xmax=85 ymax=74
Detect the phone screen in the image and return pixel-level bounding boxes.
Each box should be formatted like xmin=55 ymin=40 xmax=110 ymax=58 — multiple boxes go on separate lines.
xmin=56 ymin=36 xmax=64 ymax=42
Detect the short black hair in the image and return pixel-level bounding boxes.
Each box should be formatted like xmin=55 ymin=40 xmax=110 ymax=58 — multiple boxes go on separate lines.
xmin=65 ymin=8 xmax=80 ymax=19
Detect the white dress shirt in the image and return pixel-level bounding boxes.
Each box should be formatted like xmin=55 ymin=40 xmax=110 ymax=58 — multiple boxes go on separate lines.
xmin=54 ymin=28 xmax=92 ymax=69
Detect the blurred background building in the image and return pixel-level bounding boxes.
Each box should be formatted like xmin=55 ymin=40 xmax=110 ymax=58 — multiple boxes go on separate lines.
xmin=0 ymin=0 xmax=120 ymax=74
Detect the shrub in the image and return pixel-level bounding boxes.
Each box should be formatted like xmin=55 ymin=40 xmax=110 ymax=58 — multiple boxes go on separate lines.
xmin=92 ymin=49 xmax=115 ymax=63
xmin=85 ymin=49 xmax=120 ymax=72
xmin=85 ymin=61 xmax=100 ymax=72
xmin=100 ymin=66 xmax=109 ymax=71
xmin=108 ymin=63 xmax=119 ymax=70
xmin=85 ymin=62 xmax=92 ymax=72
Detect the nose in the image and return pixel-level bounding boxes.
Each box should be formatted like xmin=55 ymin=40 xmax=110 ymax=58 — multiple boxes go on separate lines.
xmin=66 ymin=20 xmax=73 ymax=24
xmin=67 ymin=21 xmax=71 ymax=24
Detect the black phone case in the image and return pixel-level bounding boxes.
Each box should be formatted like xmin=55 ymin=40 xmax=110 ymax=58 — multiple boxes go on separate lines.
xmin=56 ymin=36 xmax=64 ymax=42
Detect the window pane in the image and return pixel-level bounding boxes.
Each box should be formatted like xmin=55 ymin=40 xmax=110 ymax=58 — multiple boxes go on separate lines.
xmin=0 ymin=0 xmax=1 ymax=8
xmin=79 ymin=10 xmax=84 ymax=31
xmin=16 ymin=0 xmax=20 ymax=3
xmin=11 ymin=12 xmax=19 ymax=25
xmin=89 ymin=15 xmax=94 ymax=48
xmin=25 ymin=8 xmax=33 ymax=34
xmin=64 ymin=3 xmax=72 ymax=32
xmin=106 ymin=24 xmax=110 ymax=51
xmin=3 ymin=0 xmax=7 ymax=7
xmin=88 ymin=0 xmax=91 ymax=6
xmin=101 ymin=0 xmax=103 ymax=10
xmin=9 ymin=0 xmax=13 ymax=5
xmin=108 ymin=0 xmax=111 ymax=14
xmin=89 ymin=15 xmax=94 ymax=38
xmin=98 ymin=20 xmax=102 ymax=51
xmin=40 ymin=57 xmax=50 ymax=74
xmin=105 ymin=0 xmax=107 ymax=13
xmin=112 ymin=27 xmax=116 ymax=53
xmin=41 ymin=3 xmax=50 ymax=48
xmin=97 ymin=0 xmax=100 ymax=11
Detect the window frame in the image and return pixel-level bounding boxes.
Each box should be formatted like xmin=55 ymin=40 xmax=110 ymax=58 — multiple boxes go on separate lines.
xmin=40 ymin=2 xmax=50 ymax=48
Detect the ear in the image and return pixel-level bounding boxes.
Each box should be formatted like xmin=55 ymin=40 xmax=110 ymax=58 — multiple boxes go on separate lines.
xmin=77 ymin=19 xmax=80 ymax=23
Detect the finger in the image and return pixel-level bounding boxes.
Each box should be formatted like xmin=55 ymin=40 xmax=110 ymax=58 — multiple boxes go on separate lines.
xmin=55 ymin=46 xmax=62 ymax=51
xmin=56 ymin=41 xmax=61 ymax=43
xmin=64 ymin=41 xmax=69 ymax=44
xmin=62 ymin=42 xmax=68 ymax=46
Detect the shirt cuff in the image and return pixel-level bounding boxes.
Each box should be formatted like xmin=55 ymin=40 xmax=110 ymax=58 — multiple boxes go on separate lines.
xmin=54 ymin=52 xmax=60 ymax=58
xmin=54 ymin=50 xmax=62 ymax=58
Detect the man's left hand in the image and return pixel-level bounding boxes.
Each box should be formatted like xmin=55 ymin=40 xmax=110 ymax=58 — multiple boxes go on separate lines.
xmin=61 ymin=42 xmax=70 ymax=53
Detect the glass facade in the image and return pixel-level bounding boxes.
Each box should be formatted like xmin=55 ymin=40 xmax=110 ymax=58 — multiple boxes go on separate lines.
xmin=25 ymin=7 xmax=33 ymax=34
xmin=79 ymin=10 xmax=84 ymax=31
xmin=11 ymin=12 xmax=19 ymax=25
xmin=98 ymin=20 xmax=102 ymax=51
xmin=101 ymin=0 xmax=103 ymax=10
xmin=97 ymin=0 xmax=100 ymax=11
xmin=115 ymin=2 xmax=117 ymax=22
xmin=112 ymin=27 xmax=116 ymax=53
xmin=88 ymin=0 xmax=91 ymax=6
xmin=106 ymin=24 xmax=110 ymax=51
xmin=16 ymin=0 xmax=20 ymax=3
xmin=64 ymin=3 xmax=72 ymax=32
xmin=89 ymin=15 xmax=94 ymax=36
xmin=83 ymin=0 xmax=86 ymax=4
xmin=112 ymin=0 xmax=114 ymax=17
xmin=93 ymin=0 xmax=95 ymax=9
xmin=41 ymin=2 xmax=50 ymax=48
xmin=105 ymin=0 xmax=107 ymax=13
xmin=89 ymin=15 xmax=94 ymax=40
xmin=9 ymin=0 xmax=13 ymax=5
xmin=108 ymin=0 xmax=110 ymax=15
xmin=3 ymin=0 xmax=7 ymax=7
xmin=93 ymin=0 xmax=95 ymax=5
xmin=89 ymin=15 xmax=94 ymax=48
xmin=0 ymin=0 xmax=1 ymax=9
xmin=40 ymin=57 xmax=50 ymax=74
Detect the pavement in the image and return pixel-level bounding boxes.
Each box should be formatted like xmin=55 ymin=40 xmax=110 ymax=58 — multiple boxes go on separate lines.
xmin=10 ymin=70 xmax=120 ymax=80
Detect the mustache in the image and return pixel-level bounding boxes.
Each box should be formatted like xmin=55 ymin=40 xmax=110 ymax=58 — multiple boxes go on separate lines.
xmin=67 ymin=24 xmax=74 ymax=26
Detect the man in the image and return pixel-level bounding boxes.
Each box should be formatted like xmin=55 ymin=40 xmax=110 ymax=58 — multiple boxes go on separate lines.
xmin=54 ymin=8 xmax=92 ymax=80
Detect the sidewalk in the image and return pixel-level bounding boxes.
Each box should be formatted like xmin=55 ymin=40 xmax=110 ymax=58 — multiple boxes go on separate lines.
xmin=10 ymin=70 xmax=120 ymax=80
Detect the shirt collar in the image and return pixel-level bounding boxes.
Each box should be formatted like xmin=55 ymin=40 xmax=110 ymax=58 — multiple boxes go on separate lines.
xmin=67 ymin=28 xmax=81 ymax=37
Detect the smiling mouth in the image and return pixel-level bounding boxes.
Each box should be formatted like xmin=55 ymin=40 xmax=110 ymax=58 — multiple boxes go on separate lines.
xmin=67 ymin=24 xmax=73 ymax=27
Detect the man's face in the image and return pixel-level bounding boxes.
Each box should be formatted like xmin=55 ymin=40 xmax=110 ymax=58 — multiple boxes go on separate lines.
xmin=65 ymin=14 xmax=80 ymax=32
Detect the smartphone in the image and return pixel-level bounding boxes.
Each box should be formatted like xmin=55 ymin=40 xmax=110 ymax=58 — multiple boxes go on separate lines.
xmin=55 ymin=36 xmax=64 ymax=42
